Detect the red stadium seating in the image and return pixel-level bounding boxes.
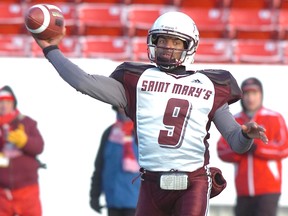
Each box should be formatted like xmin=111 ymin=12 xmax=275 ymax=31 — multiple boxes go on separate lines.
xmin=131 ymin=37 xmax=149 ymax=62
xmin=0 ymin=3 xmax=26 ymax=35
xmin=194 ymin=39 xmax=232 ymax=63
xmin=228 ymin=0 xmax=273 ymax=8
xmin=174 ymin=0 xmax=226 ymax=8
xmin=23 ymin=0 xmax=78 ymax=3
xmin=227 ymin=8 xmax=278 ymax=40
xmin=29 ymin=36 xmax=80 ymax=58
xmin=0 ymin=0 xmax=22 ymax=2
xmin=78 ymin=0 xmax=123 ymax=3
xmin=77 ymin=4 xmax=126 ymax=36
xmin=277 ymin=9 xmax=288 ymax=40
xmin=275 ymin=0 xmax=288 ymax=8
xmin=125 ymin=0 xmax=173 ymax=5
xmin=80 ymin=36 xmax=130 ymax=60
xmin=126 ymin=5 xmax=175 ymax=37
xmin=232 ymin=39 xmax=282 ymax=64
xmin=0 ymin=35 xmax=29 ymax=57
xmin=179 ymin=7 xmax=228 ymax=39
xmin=280 ymin=41 xmax=288 ymax=64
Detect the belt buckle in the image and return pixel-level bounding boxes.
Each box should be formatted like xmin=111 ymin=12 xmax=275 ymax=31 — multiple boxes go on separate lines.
xmin=160 ymin=172 xmax=188 ymax=190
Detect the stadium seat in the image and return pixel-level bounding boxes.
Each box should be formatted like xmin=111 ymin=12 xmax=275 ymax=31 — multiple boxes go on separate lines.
xmin=194 ymin=39 xmax=232 ymax=63
xmin=80 ymin=36 xmax=131 ymax=60
xmin=281 ymin=41 xmax=288 ymax=64
xmin=126 ymin=5 xmax=176 ymax=37
xmin=228 ymin=0 xmax=273 ymax=8
xmin=0 ymin=3 xmax=26 ymax=35
xmin=270 ymin=0 xmax=288 ymax=8
xmin=77 ymin=4 xmax=126 ymax=36
xmin=232 ymin=39 xmax=282 ymax=64
xmin=227 ymin=8 xmax=278 ymax=39
xmin=29 ymin=36 xmax=80 ymax=57
xmin=0 ymin=35 xmax=29 ymax=57
xmin=277 ymin=9 xmax=288 ymax=40
xmin=174 ymin=0 xmax=226 ymax=8
xmin=179 ymin=7 xmax=228 ymax=39
xmin=1 ymin=0 xmax=22 ymax=2
xmin=78 ymin=0 xmax=123 ymax=3
xmin=23 ymin=0 xmax=78 ymax=3
xmin=131 ymin=37 xmax=149 ymax=62
xmin=124 ymin=0 xmax=173 ymax=4
xmin=279 ymin=0 xmax=288 ymax=8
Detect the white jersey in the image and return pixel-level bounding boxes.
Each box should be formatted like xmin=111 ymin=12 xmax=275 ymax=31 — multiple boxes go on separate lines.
xmin=136 ymin=68 xmax=214 ymax=171
xmin=110 ymin=62 xmax=242 ymax=172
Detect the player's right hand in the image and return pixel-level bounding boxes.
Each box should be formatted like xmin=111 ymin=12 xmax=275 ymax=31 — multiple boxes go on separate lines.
xmin=33 ymin=27 xmax=66 ymax=50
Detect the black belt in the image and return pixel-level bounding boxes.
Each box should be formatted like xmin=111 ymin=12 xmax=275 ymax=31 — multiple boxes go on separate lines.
xmin=140 ymin=167 xmax=207 ymax=183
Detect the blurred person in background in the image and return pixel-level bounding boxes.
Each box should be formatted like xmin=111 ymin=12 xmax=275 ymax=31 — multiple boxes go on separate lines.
xmin=0 ymin=85 xmax=44 ymax=216
xmin=90 ymin=106 xmax=140 ymax=216
xmin=217 ymin=77 xmax=288 ymax=216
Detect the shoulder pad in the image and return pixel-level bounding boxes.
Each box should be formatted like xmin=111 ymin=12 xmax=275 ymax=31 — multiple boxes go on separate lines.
xmin=114 ymin=62 xmax=156 ymax=74
xmin=197 ymin=69 xmax=233 ymax=86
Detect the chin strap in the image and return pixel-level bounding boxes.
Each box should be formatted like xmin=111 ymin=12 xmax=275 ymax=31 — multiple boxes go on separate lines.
xmin=157 ymin=64 xmax=177 ymax=72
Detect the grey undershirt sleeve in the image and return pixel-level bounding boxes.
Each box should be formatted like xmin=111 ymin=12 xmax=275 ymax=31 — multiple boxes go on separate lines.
xmin=45 ymin=49 xmax=128 ymax=108
xmin=213 ymin=103 xmax=253 ymax=153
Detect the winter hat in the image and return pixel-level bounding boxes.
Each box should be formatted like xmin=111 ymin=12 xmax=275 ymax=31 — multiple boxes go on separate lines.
xmin=0 ymin=85 xmax=17 ymax=108
xmin=241 ymin=77 xmax=263 ymax=93
xmin=240 ymin=78 xmax=263 ymax=113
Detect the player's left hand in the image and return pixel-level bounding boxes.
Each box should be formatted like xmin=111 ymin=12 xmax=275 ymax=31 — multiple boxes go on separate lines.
xmin=241 ymin=122 xmax=268 ymax=144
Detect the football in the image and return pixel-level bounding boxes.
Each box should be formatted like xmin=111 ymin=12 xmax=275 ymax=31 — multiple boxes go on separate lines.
xmin=24 ymin=4 xmax=65 ymax=40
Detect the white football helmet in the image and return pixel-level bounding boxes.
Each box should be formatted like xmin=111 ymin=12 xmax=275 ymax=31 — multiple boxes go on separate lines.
xmin=147 ymin=11 xmax=199 ymax=71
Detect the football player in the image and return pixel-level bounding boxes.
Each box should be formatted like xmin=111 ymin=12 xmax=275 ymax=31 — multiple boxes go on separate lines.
xmin=32 ymin=11 xmax=268 ymax=216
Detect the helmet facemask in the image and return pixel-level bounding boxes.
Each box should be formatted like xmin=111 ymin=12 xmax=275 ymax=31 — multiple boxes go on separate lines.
xmin=147 ymin=30 xmax=198 ymax=71
xmin=156 ymin=47 xmax=187 ymax=71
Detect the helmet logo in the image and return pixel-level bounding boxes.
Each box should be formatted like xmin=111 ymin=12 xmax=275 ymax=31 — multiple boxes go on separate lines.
xmin=161 ymin=24 xmax=176 ymax=31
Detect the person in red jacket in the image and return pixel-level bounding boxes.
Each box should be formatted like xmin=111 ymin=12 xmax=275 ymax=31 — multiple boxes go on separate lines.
xmin=0 ymin=85 xmax=45 ymax=216
xmin=217 ymin=77 xmax=288 ymax=216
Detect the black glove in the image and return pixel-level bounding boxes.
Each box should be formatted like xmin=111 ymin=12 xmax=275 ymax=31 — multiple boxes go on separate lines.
xmin=90 ymin=199 xmax=103 ymax=213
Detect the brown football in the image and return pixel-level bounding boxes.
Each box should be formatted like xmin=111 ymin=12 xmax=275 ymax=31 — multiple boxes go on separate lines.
xmin=24 ymin=4 xmax=65 ymax=40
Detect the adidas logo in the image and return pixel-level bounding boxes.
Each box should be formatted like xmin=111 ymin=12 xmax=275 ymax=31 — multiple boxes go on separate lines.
xmin=191 ymin=79 xmax=202 ymax=84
